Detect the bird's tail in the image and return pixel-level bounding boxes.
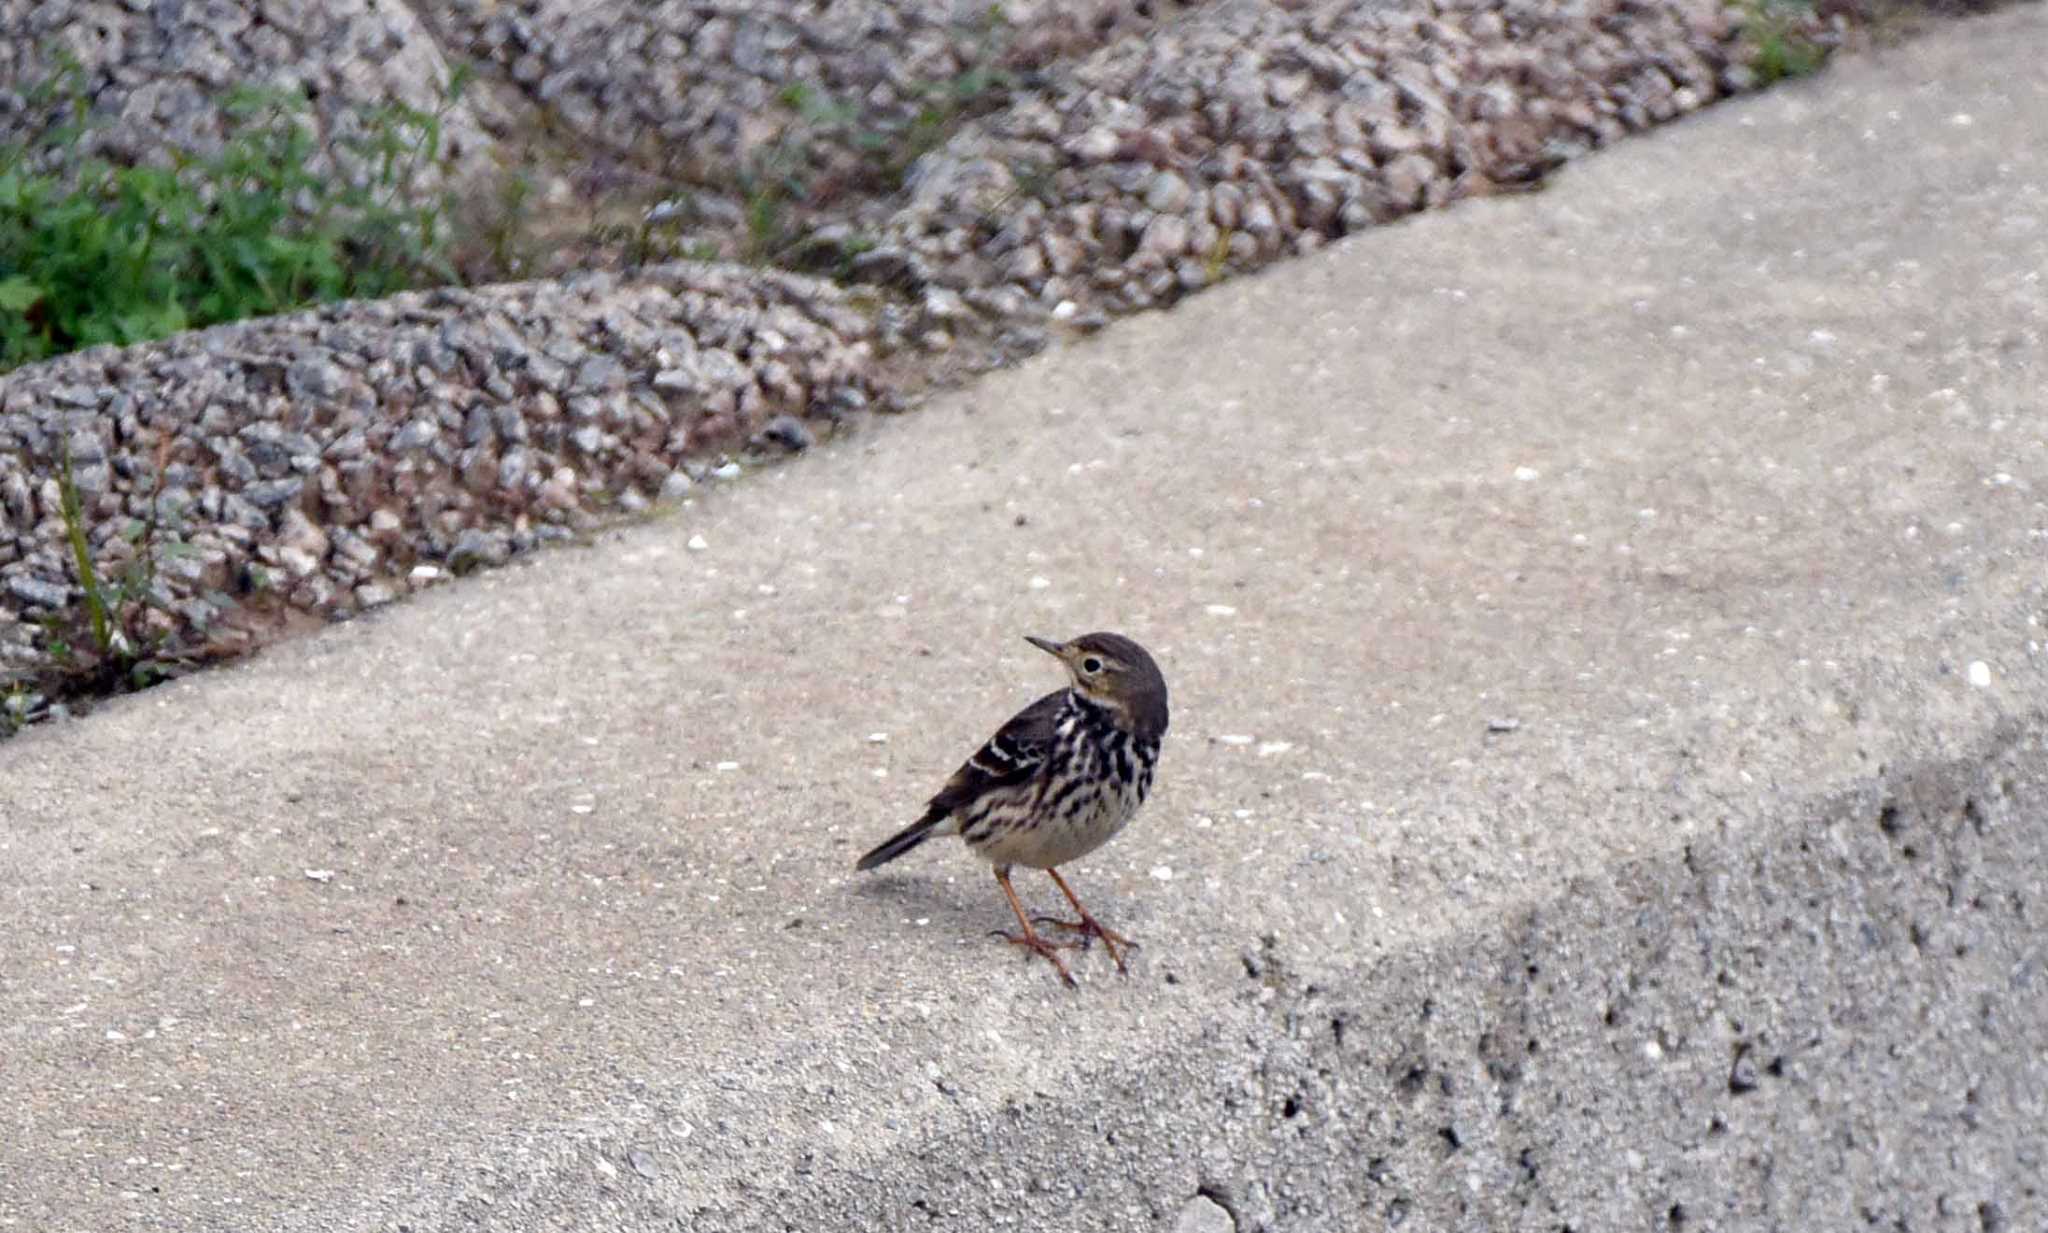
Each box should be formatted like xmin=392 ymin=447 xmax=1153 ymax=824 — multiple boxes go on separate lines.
xmin=855 ymin=809 xmax=946 ymax=871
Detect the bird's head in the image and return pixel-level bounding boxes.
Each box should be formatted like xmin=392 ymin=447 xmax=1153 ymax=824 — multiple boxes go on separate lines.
xmin=1025 ymin=631 xmax=1169 ymax=739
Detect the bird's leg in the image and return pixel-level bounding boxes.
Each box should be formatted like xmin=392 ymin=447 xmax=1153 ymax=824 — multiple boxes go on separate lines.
xmin=991 ymin=866 xmax=1078 ymax=988
xmin=1033 ymin=868 xmax=1136 ymax=974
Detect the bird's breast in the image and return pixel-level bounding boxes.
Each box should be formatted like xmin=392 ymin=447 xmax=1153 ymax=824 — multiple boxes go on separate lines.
xmin=961 ymin=723 xmax=1158 ymax=870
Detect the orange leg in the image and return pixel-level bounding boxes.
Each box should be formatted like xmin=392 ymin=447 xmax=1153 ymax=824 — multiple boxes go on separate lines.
xmin=992 ymin=867 xmax=1078 ymax=988
xmin=1033 ymin=868 xmax=1135 ymax=975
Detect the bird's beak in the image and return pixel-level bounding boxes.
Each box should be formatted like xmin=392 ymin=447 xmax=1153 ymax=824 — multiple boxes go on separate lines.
xmin=1024 ymin=635 xmax=1066 ymax=658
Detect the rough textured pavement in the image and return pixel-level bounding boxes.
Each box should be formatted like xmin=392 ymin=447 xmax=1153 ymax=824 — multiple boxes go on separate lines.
xmin=5 ymin=9 xmax=2047 ymax=1230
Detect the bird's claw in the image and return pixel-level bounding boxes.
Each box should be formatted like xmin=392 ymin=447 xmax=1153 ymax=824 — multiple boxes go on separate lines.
xmin=993 ymin=929 xmax=1080 ymax=986
xmin=1029 ymin=914 xmax=1139 ymax=951
xmin=1028 ymin=916 xmax=1135 ymax=977
xmin=989 ymin=927 xmax=1081 ymax=950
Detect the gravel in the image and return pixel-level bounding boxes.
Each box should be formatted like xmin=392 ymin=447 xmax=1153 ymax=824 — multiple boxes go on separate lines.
xmin=416 ymin=0 xmax=1788 ymax=334
xmin=426 ymin=0 xmax=1205 ymax=183
xmin=863 ymin=0 xmax=1762 ymax=330
xmin=0 ymin=0 xmax=499 ymax=189
xmin=0 ymin=265 xmax=876 ymax=681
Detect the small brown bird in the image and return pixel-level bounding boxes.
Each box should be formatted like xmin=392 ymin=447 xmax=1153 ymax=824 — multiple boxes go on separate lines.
xmin=856 ymin=632 xmax=1170 ymax=987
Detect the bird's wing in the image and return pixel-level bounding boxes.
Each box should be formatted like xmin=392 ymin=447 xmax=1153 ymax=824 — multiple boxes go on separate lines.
xmin=925 ymin=689 xmax=1065 ymax=818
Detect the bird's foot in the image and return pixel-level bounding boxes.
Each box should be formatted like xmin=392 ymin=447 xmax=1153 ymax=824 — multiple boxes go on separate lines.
xmin=1030 ymin=915 xmax=1137 ymax=973
xmin=991 ymin=928 xmax=1080 ymax=987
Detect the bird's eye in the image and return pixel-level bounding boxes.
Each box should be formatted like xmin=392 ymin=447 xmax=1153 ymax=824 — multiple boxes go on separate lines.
xmin=1082 ymin=657 xmax=1103 ymax=674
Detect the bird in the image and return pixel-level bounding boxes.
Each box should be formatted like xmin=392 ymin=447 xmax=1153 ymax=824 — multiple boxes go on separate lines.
xmin=855 ymin=631 xmax=1170 ymax=987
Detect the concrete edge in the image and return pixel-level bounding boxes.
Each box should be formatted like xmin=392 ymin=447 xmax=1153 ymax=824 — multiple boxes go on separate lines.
xmin=371 ymin=713 xmax=2048 ymax=1229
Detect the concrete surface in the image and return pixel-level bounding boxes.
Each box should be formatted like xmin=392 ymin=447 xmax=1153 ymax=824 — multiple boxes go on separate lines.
xmin=5 ymin=8 xmax=2047 ymax=1230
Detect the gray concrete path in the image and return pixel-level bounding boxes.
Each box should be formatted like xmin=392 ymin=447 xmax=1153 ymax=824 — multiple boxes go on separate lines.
xmin=5 ymin=9 xmax=2046 ymax=1230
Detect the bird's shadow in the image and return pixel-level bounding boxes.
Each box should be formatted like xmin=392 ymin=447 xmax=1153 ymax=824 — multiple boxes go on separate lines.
xmin=849 ymin=868 xmax=1032 ymax=941
xmin=849 ymin=867 xmax=1135 ymax=942
xmin=844 ymin=867 xmax=1158 ymax=987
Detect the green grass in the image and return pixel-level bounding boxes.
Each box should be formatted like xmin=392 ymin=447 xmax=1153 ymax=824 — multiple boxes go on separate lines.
xmin=0 ymin=58 xmax=468 ymax=373
xmin=1742 ymin=0 xmax=1831 ymax=83
xmin=0 ymin=681 xmax=34 ymax=736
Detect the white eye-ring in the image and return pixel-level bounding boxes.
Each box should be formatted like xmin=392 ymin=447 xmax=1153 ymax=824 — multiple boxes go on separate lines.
xmin=1081 ymin=657 xmax=1103 ymax=674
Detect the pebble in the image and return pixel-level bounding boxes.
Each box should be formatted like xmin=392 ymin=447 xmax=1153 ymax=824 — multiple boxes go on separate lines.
xmin=759 ymin=414 xmax=815 ymax=452
xmin=1175 ymin=1194 xmax=1235 ymax=1233
xmin=1145 ymin=171 xmax=1192 ymax=214
xmin=450 ymin=529 xmax=511 ymax=571
xmin=6 ymin=576 xmax=70 ymax=610
xmin=276 ymin=546 xmax=320 ymax=578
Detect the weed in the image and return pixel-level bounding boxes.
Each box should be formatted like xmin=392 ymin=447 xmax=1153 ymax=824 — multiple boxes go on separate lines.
xmin=42 ymin=442 xmax=192 ymax=694
xmin=879 ymin=60 xmax=1020 ymax=189
xmin=0 ymin=56 xmax=467 ymax=372
xmin=780 ymin=227 xmax=882 ymax=281
xmin=473 ymin=170 xmax=538 ymax=277
xmin=1742 ymin=0 xmax=1830 ymax=82
xmin=0 ymin=681 xmax=39 ymax=736
xmin=1010 ymin=160 xmax=1059 ymax=206
xmin=741 ymin=175 xmax=800 ymax=263
xmin=55 ymin=446 xmax=113 ymax=655
xmin=618 ymin=7 xmax=1020 ymax=276
xmin=779 ymin=81 xmax=861 ymax=130
xmin=585 ymin=207 xmax=724 ymax=268
xmin=1204 ymin=228 xmax=1235 ymax=283
xmin=836 ymin=231 xmax=880 ymax=268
